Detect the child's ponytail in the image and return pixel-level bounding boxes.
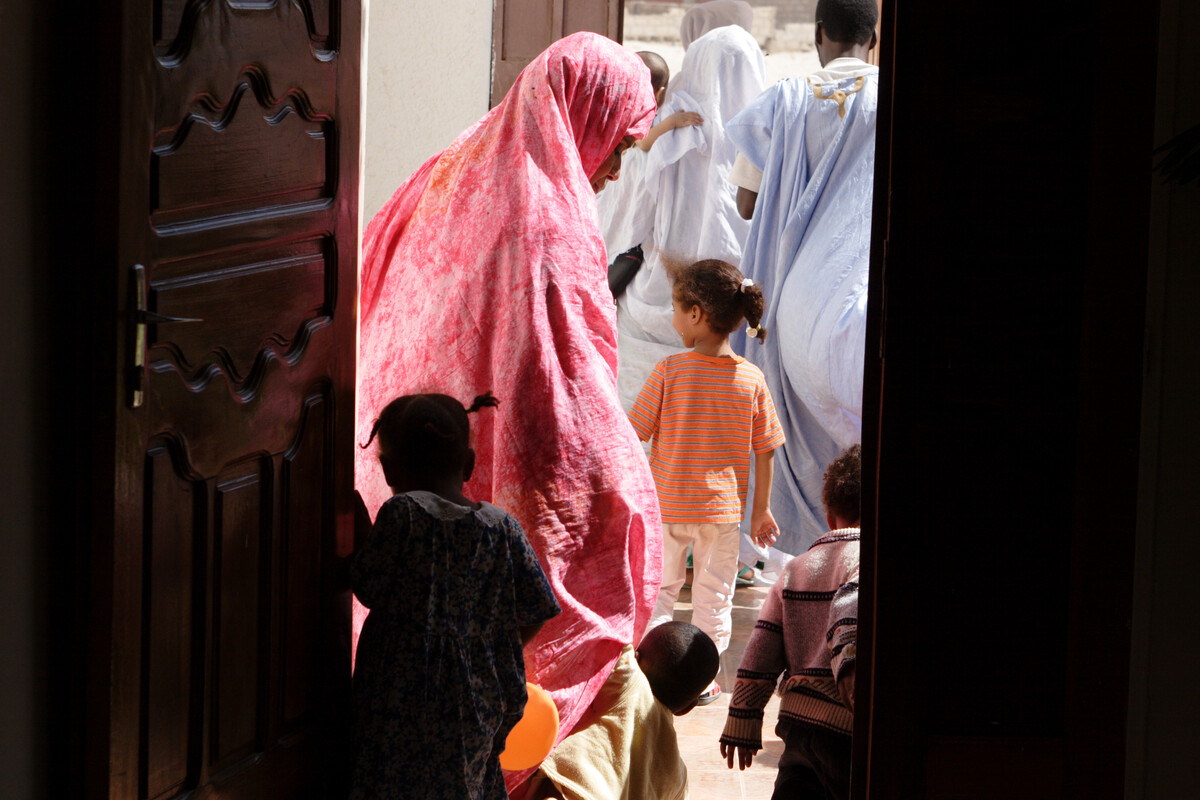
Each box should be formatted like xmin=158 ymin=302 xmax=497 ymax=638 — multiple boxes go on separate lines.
xmin=362 ymin=391 xmax=500 ymax=477
xmin=672 ymin=259 xmax=770 ymax=341
xmin=465 ymin=391 xmax=500 ymax=413
xmin=740 ymin=279 xmax=768 ymax=345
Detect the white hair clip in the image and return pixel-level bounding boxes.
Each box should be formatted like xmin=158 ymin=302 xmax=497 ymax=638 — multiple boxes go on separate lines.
xmin=740 ymin=278 xmax=755 ymax=292
xmin=747 ymin=324 xmax=761 ymax=338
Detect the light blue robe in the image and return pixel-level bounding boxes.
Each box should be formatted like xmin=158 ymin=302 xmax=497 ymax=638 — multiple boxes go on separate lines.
xmin=728 ymin=67 xmax=878 ymax=554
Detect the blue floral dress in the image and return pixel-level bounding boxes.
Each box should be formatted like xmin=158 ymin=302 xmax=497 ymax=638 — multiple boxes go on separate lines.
xmin=350 ymin=491 xmax=561 ymax=800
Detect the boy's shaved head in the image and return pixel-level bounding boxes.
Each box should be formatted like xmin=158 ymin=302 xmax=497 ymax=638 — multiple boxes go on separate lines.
xmin=637 ymin=50 xmax=671 ymax=94
xmin=637 ymin=622 xmax=719 ymax=714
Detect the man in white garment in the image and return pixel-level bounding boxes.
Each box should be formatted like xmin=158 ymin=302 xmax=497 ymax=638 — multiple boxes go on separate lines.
xmin=599 ymin=0 xmax=758 ymax=287
xmin=615 ymin=27 xmax=766 ymax=410
xmin=726 ymin=0 xmax=880 ymax=557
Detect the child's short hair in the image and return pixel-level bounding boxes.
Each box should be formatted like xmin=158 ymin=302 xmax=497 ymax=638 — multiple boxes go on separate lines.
xmin=816 ymin=0 xmax=879 ymax=45
xmin=671 ymin=259 xmax=768 ymax=343
xmin=822 ymin=443 xmax=862 ymax=524
xmin=637 ymin=622 xmax=719 ymax=713
xmin=637 ymin=50 xmax=670 ymax=95
xmin=363 ymin=392 xmax=499 ymax=478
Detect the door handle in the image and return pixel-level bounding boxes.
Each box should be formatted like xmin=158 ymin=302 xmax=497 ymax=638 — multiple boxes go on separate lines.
xmin=128 ymin=264 xmax=203 ymax=408
xmin=139 ymin=309 xmax=203 ymax=325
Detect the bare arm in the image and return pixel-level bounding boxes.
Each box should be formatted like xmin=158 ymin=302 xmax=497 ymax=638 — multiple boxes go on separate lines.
xmin=750 ymin=449 xmax=778 ymax=548
xmin=636 ymin=111 xmax=704 ymax=151
xmin=736 ymin=186 xmax=759 ymax=220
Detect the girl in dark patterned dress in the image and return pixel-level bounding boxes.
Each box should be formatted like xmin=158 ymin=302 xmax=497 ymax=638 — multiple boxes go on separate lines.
xmin=351 ymin=392 xmax=561 ymax=800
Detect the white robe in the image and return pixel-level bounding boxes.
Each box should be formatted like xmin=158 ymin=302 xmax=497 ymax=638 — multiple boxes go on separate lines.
xmin=603 ymin=25 xmax=767 ymax=412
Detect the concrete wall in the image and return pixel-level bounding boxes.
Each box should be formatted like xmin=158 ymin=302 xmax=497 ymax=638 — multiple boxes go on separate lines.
xmin=362 ymin=0 xmax=495 ymax=220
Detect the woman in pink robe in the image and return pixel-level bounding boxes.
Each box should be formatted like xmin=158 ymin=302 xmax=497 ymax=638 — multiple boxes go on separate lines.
xmin=355 ymin=33 xmax=661 ymax=792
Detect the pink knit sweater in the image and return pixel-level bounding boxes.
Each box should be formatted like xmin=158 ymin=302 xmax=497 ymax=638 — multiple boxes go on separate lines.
xmin=720 ymin=529 xmax=860 ymax=749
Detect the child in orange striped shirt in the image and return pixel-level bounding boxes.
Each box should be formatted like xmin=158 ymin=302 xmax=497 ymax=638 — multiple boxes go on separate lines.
xmin=628 ymin=259 xmax=785 ymax=704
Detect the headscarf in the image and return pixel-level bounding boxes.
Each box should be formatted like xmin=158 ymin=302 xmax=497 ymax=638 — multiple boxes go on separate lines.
xmin=355 ymin=32 xmax=659 ymax=791
xmin=613 ymin=26 xmax=766 ymax=410
xmin=679 ymin=0 xmax=755 ymax=49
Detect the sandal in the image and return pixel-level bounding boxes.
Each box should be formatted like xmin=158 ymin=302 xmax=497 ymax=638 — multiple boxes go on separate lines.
xmin=696 ymin=681 xmax=722 ymax=705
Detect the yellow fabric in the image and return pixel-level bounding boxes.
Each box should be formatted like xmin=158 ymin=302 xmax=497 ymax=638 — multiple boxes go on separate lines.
xmin=533 ymin=645 xmax=688 ymax=800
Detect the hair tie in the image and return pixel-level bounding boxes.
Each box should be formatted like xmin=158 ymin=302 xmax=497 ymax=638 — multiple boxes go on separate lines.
xmin=739 ymin=278 xmax=755 ymax=293
xmin=747 ymin=324 xmax=761 ymax=338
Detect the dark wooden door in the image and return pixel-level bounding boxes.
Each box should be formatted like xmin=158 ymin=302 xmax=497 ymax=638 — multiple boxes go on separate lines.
xmin=854 ymin=0 xmax=1156 ymax=796
xmin=73 ymin=2 xmax=361 ymax=798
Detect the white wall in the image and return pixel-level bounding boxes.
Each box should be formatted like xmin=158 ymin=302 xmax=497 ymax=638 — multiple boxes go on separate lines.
xmin=363 ymin=0 xmax=495 ymax=220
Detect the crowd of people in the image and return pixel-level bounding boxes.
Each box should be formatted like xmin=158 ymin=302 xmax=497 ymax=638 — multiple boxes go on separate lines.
xmin=349 ymin=0 xmax=878 ymax=797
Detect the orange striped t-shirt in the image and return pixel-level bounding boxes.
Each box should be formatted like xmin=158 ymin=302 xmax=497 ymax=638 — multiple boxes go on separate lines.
xmin=628 ymin=351 xmax=785 ymax=524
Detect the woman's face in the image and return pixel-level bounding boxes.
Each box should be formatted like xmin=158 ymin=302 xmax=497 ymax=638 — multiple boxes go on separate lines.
xmin=590 ymin=135 xmax=637 ymax=193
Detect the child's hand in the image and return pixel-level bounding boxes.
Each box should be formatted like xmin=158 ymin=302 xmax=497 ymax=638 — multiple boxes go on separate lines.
xmin=667 ymin=111 xmax=704 ymax=130
xmin=750 ymin=507 xmax=779 ymax=548
xmin=353 ymin=490 xmax=373 ymax=550
xmin=720 ymin=741 xmax=757 ymax=770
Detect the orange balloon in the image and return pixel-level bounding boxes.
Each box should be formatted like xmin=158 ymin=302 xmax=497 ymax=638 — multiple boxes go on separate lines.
xmin=499 ymin=682 xmax=559 ymax=770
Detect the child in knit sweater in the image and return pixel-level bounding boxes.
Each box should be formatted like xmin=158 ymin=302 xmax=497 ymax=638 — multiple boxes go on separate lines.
xmin=718 ymin=444 xmax=862 ymax=800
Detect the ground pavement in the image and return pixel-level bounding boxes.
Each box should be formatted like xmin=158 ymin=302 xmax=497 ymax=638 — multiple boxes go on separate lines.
xmin=672 ymin=579 xmax=786 ymax=800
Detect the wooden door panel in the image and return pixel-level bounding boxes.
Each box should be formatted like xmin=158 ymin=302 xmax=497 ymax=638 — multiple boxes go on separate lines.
xmin=499 ymin=0 xmax=556 ymax=61
xmin=562 ymin=0 xmax=617 ymax=37
xmin=151 ymin=83 xmax=330 ymax=226
xmin=212 ymin=461 xmax=267 ymax=771
xmin=100 ymin=0 xmax=360 ymax=796
xmin=149 ymin=238 xmax=331 ymax=387
xmin=131 ymin=385 xmax=336 ymax=796
xmin=491 ymin=0 xmax=623 ymax=105
xmin=143 ymin=441 xmax=201 ymax=800
xmin=279 ymin=394 xmax=329 ymax=730
xmin=131 ymin=392 xmax=344 ymax=796
xmin=155 ymin=0 xmax=338 ymax=64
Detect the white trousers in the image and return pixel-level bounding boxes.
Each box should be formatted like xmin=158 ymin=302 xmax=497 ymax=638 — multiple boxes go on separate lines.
xmin=646 ymin=521 xmax=741 ymax=654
